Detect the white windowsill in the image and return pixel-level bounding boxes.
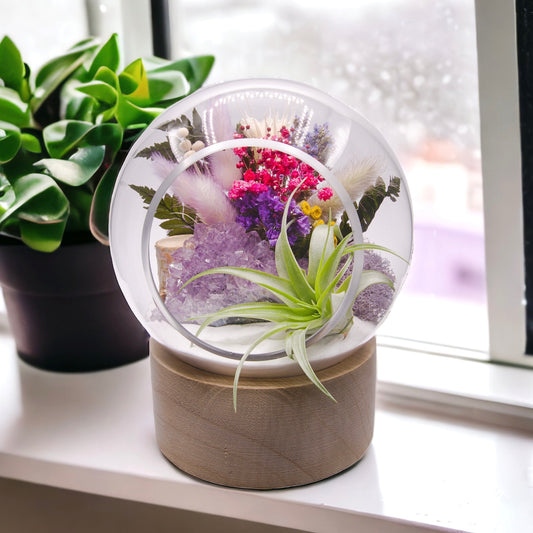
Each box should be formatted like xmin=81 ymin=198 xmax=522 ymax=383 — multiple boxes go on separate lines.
xmin=1 ymin=331 xmax=532 ymax=533
xmin=377 ymin=338 xmax=533 ymax=431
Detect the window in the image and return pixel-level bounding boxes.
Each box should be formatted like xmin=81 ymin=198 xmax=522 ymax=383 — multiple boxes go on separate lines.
xmin=170 ymin=0 xmax=491 ymax=355
xmin=0 ymin=0 xmax=88 ymax=67
xmin=2 ymin=0 xmax=531 ymax=368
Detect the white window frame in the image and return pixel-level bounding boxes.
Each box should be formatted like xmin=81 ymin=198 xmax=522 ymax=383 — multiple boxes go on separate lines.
xmin=378 ymin=0 xmax=533 ymax=429
xmin=475 ymin=0 xmax=529 ymax=366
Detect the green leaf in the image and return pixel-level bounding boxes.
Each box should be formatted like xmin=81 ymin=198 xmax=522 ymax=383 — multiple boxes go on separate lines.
xmin=231 ymin=323 xmax=289 ymax=412
xmin=129 ymin=184 xmax=198 ymax=234
xmin=356 ymin=176 xmax=401 ymax=232
xmin=32 ymin=37 xmax=100 ymax=114
xmin=87 ymin=33 xmax=120 ymax=78
xmin=89 ymin=149 xmax=127 ymax=244
xmin=344 ymin=242 xmax=408 ymax=263
xmin=0 ymin=174 xmax=16 ymax=213
xmin=77 ymin=80 xmax=118 ymax=106
xmin=146 ymin=70 xmax=189 ymax=104
xmin=65 ymin=187 xmax=92 ymax=233
xmin=158 ymin=220 xmax=194 ymax=236
xmin=157 ymin=110 xmax=205 ymax=144
xmin=61 ymin=78 xmax=96 ymax=120
xmin=129 ymin=184 xmax=155 ymax=203
xmin=35 ymin=145 xmax=105 ymax=186
xmin=136 ymin=141 xmax=176 ymax=162
xmin=94 ymin=65 xmax=120 ymax=90
xmin=275 ymin=191 xmax=315 ymax=303
xmin=0 ymin=87 xmax=30 ymax=127
xmin=192 ymin=302 xmax=316 ymax=331
xmin=0 ymin=173 xmax=68 ymax=225
xmin=0 ymin=36 xmax=25 ymax=92
xmin=307 ymin=223 xmax=331 ymax=287
xmin=316 ymin=255 xmax=353 ymax=311
xmin=20 ymin=133 xmax=42 ymax=153
xmin=179 ymin=266 xmax=308 ymax=308
xmin=18 ymin=183 xmax=70 ymax=222
xmin=289 ymin=329 xmax=335 ymax=402
xmin=355 ymin=270 xmax=394 ymax=296
xmin=83 ymin=123 xmax=123 ymax=155
xmin=116 ymin=95 xmax=161 ymax=129
xmin=43 ymin=120 xmax=93 ymax=158
xmin=0 ymin=121 xmax=21 ymax=163
xmin=147 ymin=55 xmax=214 ymax=95
xmin=19 ymin=217 xmax=67 ymax=252
xmin=315 ymin=232 xmax=351 ymax=296
xmin=119 ymin=58 xmax=150 ymax=104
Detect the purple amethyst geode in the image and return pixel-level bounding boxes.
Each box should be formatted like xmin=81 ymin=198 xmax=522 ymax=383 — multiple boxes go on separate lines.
xmin=352 ymin=251 xmax=395 ymax=323
xmin=162 ymin=222 xmax=394 ymax=327
xmin=164 ymin=223 xmax=278 ymax=323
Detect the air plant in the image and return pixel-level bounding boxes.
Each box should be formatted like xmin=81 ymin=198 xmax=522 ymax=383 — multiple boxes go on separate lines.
xmin=179 ymin=189 xmax=404 ymax=410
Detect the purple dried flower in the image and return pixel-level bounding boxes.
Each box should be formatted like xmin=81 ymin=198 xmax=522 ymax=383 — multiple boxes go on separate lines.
xmin=303 ymin=123 xmax=332 ymax=164
xmin=234 ymin=189 xmax=310 ymax=246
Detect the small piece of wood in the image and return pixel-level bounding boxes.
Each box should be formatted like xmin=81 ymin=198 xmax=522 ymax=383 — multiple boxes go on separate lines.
xmin=155 ymin=235 xmax=193 ymax=298
xmin=150 ymin=337 xmax=376 ymax=489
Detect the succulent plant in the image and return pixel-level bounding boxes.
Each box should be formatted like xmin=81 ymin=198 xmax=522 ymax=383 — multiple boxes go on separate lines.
xmin=0 ymin=34 xmax=214 ymax=251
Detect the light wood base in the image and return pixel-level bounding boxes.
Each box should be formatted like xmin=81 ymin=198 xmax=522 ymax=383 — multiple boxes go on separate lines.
xmin=150 ymin=337 xmax=376 ymax=489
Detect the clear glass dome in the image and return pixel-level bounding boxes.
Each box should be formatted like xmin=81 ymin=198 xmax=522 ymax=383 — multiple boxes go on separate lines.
xmin=109 ymin=79 xmax=413 ymax=376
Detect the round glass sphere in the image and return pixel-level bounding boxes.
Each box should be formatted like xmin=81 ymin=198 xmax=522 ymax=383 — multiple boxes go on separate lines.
xmin=109 ymin=78 xmax=413 ymax=376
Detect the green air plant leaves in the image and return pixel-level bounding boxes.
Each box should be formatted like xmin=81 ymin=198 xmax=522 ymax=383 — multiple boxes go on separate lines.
xmin=177 ymin=190 xmax=403 ymax=411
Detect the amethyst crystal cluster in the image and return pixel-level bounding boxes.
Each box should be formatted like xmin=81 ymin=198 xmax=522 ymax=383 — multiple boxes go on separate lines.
xmin=353 ymin=251 xmax=396 ymax=323
xmin=163 ymin=220 xmax=394 ymax=325
xmin=164 ymin=223 xmax=278 ymax=323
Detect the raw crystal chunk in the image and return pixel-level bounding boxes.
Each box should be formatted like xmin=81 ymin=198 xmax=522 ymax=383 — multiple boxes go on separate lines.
xmin=164 ymin=223 xmax=278 ymax=323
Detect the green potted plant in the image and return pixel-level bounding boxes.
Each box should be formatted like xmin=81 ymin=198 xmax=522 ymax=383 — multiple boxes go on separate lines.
xmin=0 ymin=34 xmax=214 ymax=371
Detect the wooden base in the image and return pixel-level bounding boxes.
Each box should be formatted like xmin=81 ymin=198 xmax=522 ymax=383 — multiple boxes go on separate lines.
xmin=150 ymin=337 xmax=376 ymax=489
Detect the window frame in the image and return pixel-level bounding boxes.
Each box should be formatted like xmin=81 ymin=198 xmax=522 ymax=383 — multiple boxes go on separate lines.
xmin=375 ymin=0 xmax=533 ymax=427
xmin=475 ymin=0 xmax=531 ymax=366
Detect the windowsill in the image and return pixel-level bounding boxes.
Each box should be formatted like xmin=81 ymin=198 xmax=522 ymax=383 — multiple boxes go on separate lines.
xmin=1 ymin=332 xmax=532 ymax=533
xmin=377 ymin=338 xmax=533 ymax=431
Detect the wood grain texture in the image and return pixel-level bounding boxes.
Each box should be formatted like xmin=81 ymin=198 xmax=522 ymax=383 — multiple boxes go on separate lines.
xmin=150 ymin=337 xmax=376 ymax=489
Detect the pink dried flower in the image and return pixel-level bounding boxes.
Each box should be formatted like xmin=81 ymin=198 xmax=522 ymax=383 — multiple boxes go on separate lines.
xmin=317 ymin=187 xmax=333 ymax=201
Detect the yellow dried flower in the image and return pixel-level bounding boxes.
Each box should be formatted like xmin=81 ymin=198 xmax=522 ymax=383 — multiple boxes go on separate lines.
xmin=300 ymin=200 xmax=311 ymax=215
xmin=312 ymin=219 xmax=325 ymax=228
xmin=310 ymin=205 xmax=322 ymax=220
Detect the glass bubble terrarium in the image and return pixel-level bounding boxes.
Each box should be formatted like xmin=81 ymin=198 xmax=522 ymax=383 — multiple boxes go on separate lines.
xmin=109 ymin=78 xmax=412 ymax=489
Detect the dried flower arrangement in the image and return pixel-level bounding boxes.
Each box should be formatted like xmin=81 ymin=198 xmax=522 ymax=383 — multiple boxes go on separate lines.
xmin=130 ymin=105 xmax=407 ymax=409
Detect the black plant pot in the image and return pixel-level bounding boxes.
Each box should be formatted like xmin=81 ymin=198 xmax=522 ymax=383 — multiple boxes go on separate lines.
xmin=0 ymin=241 xmax=148 ymax=372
